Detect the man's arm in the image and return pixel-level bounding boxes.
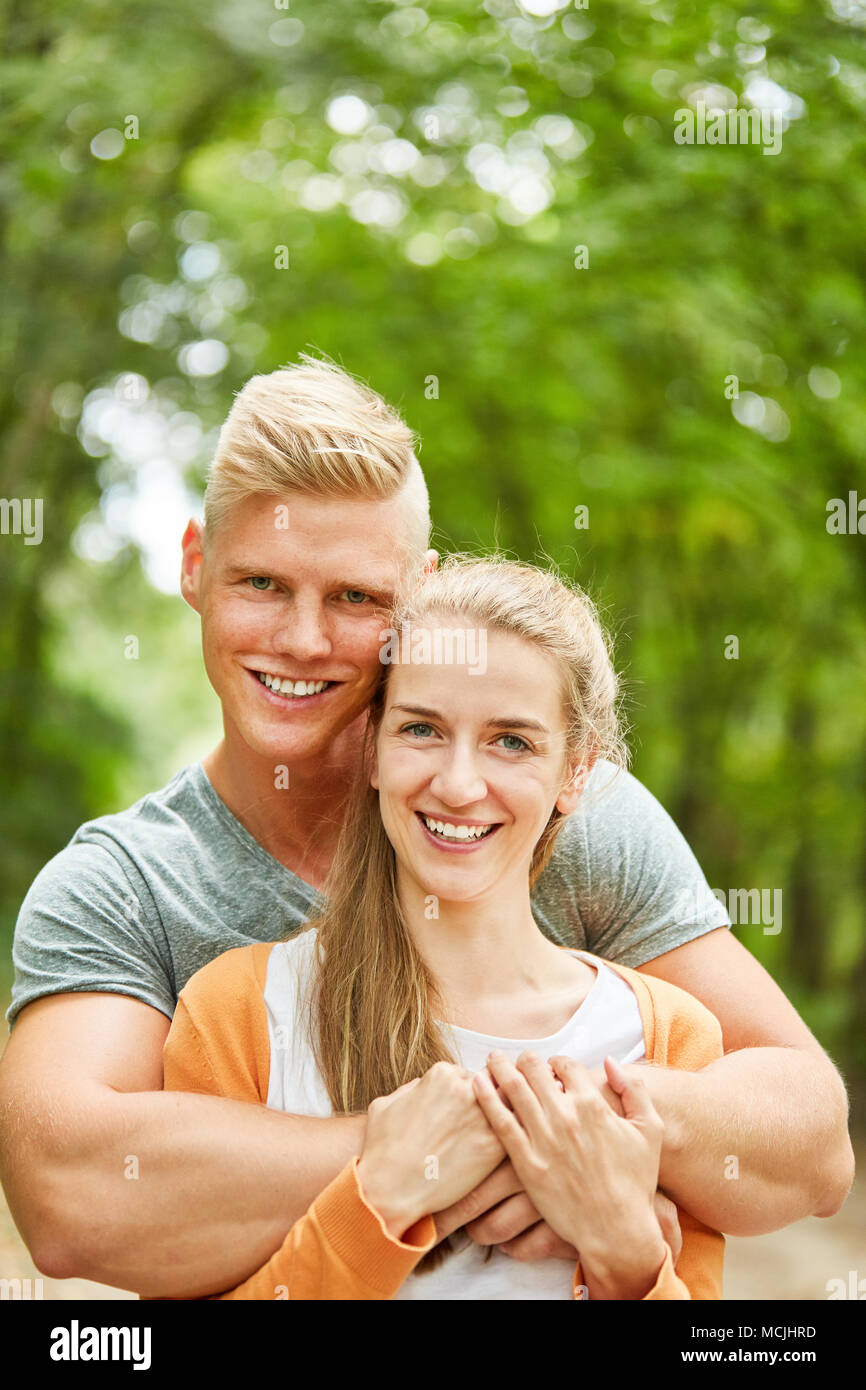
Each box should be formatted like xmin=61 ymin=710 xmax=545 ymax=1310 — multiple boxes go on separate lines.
xmin=631 ymin=927 xmax=855 ymax=1236
xmin=0 ymin=992 xmax=364 ymax=1298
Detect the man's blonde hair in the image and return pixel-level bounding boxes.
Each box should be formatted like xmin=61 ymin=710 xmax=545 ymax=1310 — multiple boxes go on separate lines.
xmin=204 ymin=354 xmax=431 ymax=556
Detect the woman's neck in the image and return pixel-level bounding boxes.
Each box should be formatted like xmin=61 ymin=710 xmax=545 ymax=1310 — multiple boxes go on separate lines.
xmin=396 ymin=869 xmax=594 ymax=1034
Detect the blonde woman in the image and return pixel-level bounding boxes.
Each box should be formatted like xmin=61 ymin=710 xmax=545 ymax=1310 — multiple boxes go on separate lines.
xmin=163 ymin=557 xmax=725 ymax=1300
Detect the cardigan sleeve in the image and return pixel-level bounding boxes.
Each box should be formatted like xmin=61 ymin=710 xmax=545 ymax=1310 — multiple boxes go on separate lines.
xmin=573 ymin=1241 xmax=690 ymax=1300
xmin=208 ymin=1157 xmax=436 ymax=1300
xmin=161 ymin=945 xmax=436 ymax=1300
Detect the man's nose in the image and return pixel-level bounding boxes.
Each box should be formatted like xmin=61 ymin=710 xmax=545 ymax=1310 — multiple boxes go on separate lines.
xmin=271 ymin=600 xmax=332 ymax=662
xmin=429 ymin=744 xmax=487 ymax=808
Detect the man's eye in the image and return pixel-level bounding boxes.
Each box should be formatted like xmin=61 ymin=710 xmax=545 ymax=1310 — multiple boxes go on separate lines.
xmin=248 ymin=577 xmax=274 ymax=591
xmin=341 ymin=590 xmax=371 ymax=604
xmin=496 ymin=734 xmax=529 ymax=752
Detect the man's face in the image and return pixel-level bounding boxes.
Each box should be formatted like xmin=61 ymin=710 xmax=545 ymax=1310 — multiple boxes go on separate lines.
xmin=182 ymin=491 xmax=430 ymax=766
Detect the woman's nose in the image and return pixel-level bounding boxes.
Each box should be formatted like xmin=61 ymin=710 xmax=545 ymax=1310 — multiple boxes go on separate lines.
xmin=429 ymin=748 xmax=487 ymax=808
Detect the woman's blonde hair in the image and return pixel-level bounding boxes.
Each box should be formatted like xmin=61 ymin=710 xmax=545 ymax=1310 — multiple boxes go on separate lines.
xmin=299 ymin=555 xmax=628 ymax=1269
xmin=203 ymin=353 xmax=431 ymax=558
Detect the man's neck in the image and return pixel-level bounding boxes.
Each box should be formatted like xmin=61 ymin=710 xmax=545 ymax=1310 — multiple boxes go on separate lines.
xmin=201 ymin=718 xmax=367 ymax=887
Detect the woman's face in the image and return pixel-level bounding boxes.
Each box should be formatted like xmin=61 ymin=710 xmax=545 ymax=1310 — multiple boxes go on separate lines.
xmin=372 ymin=622 xmax=585 ymax=906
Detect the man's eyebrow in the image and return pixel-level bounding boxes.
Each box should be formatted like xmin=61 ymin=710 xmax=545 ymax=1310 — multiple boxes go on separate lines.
xmin=222 ymin=562 xmax=394 ymax=596
xmin=390 ymin=704 xmax=550 ymax=734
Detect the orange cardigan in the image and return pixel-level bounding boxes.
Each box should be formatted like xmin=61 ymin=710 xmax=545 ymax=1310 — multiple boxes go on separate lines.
xmin=162 ymin=941 xmax=725 ymax=1301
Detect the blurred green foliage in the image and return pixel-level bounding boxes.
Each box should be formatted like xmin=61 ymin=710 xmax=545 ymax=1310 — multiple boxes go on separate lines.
xmin=1 ymin=0 xmax=865 ymax=1079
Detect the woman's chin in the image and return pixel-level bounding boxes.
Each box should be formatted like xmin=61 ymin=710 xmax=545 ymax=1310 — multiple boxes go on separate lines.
xmin=412 ymin=870 xmax=502 ymax=908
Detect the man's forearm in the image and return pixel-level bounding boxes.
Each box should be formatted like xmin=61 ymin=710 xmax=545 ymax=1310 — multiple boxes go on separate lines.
xmin=4 ymin=1087 xmax=365 ymax=1297
xmin=633 ymin=1047 xmax=855 ymax=1236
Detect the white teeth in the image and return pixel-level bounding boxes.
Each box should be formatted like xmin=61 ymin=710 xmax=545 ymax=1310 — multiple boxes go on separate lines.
xmin=422 ymin=816 xmax=495 ymax=841
xmin=257 ymin=673 xmax=329 ymax=698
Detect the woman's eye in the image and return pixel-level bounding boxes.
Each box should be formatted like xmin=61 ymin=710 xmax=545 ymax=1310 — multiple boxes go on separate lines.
xmin=404 ymin=722 xmax=435 ymax=739
xmin=341 ymin=590 xmax=370 ymax=604
xmin=248 ymin=576 xmax=274 ymax=591
xmin=496 ymin=734 xmax=529 ymax=752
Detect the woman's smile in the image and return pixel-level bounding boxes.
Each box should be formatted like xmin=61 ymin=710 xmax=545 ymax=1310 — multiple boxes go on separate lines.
xmin=414 ymin=810 xmax=503 ymax=851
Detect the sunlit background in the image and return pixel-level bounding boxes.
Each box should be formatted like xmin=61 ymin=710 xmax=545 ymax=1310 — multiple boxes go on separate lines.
xmin=2 ymin=0 xmax=865 ymax=1296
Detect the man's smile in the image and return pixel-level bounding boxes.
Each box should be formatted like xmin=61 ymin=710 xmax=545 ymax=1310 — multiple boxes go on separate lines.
xmin=249 ymin=668 xmax=341 ymax=703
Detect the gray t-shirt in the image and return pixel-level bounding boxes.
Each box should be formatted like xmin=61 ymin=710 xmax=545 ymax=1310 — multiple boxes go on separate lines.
xmin=6 ymin=759 xmax=730 ymax=1028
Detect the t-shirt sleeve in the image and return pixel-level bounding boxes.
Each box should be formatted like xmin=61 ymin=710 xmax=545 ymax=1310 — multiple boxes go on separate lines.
xmin=6 ymin=837 xmax=176 ymax=1028
xmin=532 ymin=761 xmax=731 ymax=969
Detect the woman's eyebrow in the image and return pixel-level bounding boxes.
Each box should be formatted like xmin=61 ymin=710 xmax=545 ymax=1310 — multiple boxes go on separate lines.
xmin=485 ymin=717 xmax=550 ymax=734
xmin=390 ymin=705 xmax=549 ymax=735
xmin=390 ymin=704 xmax=442 ymax=719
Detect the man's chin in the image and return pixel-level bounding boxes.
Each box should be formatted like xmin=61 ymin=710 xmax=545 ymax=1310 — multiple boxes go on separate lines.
xmin=231 ymin=708 xmax=370 ymax=765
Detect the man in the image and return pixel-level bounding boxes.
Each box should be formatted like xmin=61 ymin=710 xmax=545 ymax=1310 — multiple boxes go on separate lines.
xmin=0 ymin=357 xmax=854 ymax=1298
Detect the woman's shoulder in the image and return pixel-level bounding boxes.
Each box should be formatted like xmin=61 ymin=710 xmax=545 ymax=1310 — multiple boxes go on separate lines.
xmin=579 ymin=952 xmax=725 ymax=1069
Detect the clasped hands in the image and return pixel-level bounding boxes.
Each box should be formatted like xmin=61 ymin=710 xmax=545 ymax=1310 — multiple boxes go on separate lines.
xmin=356 ymin=1051 xmax=680 ymax=1300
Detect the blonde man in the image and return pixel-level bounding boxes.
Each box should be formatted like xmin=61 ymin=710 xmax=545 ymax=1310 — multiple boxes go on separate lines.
xmin=0 ymin=356 xmax=854 ymax=1298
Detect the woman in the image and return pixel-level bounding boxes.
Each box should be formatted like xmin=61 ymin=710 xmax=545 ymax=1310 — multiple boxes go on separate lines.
xmin=163 ymin=556 xmax=725 ymax=1299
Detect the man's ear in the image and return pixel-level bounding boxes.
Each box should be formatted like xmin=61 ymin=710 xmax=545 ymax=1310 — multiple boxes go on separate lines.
xmin=180 ymin=519 xmax=205 ymax=613
xmin=555 ymin=749 xmax=599 ymax=815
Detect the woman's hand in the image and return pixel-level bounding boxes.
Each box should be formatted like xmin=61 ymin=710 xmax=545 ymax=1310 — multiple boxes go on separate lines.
xmin=356 ymin=1062 xmax=505 ymax=1240
xmin=473 ymin=1051 xmax=668 ymax=1299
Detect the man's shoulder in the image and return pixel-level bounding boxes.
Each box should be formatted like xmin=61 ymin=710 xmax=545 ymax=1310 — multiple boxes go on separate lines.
xmin=535 ymin=760 xmax=665 ymax=886
xmin=15 ymin=766 xmax=203 ymax=907
xmin=575 ymin=759 xmax=684 ymax=838
xmin=68 ymin=763 xmax=209 ymax=858
xmin=533 ymin=760 xmax=730 ymax=965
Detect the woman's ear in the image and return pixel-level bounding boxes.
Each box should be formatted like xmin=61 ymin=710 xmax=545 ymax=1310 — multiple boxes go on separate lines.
xmin=555 ymin=749 xmax=598 ymax=815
